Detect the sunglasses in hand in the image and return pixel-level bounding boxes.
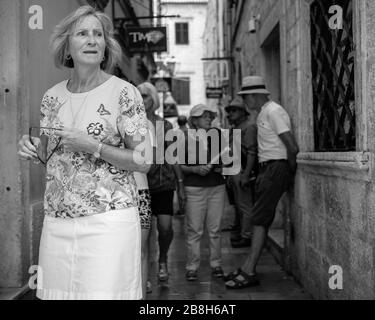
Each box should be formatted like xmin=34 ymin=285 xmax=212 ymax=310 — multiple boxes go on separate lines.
xmin=28 ymin=127 xmax=63 ymax=165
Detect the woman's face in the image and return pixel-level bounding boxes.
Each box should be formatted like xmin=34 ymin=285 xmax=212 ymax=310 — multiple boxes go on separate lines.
xmin=226 ymin=107 xmax=245 ymax=123
xmin=140 ymin=91 xmax=154 ymax=112
xmin=195 ymin=111 xmax=215 ymax=130
xmin=68 ymin=15 xmax=106 ymax=68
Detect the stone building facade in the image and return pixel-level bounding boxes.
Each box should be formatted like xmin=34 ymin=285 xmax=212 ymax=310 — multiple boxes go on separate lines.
xmin=0 ymin=0 xmax=153 ymax=299
xmin=202 ymin=0 xmax=229 ymax=127
xmin=221 ymin=0 xmax=375 ymax=299
xmin=157 ymin=0 xmax=208 ymax=117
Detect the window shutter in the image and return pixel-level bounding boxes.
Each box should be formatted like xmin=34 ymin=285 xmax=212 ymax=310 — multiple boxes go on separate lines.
xmin=175 ymin=23 xmax=189 ymax=45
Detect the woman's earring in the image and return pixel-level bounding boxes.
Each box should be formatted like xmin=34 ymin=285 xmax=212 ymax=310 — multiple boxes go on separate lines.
xmin=102 ymin=56 xmax=105 ymax=62
xmin=66 ymin=54 xmax=72 ymax=60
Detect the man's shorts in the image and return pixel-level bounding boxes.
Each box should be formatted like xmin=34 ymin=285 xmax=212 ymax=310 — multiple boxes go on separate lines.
xmin=251 ymin=160 xmax=292 ymax=228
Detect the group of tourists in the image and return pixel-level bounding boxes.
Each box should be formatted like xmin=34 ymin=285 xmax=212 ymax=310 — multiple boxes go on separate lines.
xmin=17 ymin=5 xmax=299 ymax=299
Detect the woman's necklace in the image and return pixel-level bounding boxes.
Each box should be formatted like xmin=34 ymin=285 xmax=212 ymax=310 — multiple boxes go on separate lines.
xmin=67 ymin=73 xmax=108 ymax=128
xmin=68 ymin=80 xmax=91 ymax=128
xmin=69 ymin=93 xmax=90 ymax=128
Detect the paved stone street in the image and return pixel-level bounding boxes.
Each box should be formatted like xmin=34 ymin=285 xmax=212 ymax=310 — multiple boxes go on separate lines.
xmin=147 ymin=214 xmax=311 ymax=300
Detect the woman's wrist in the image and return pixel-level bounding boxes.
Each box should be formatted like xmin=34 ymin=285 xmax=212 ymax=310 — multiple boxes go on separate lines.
xmin=88 ymin=138 xmax=100 ymax=155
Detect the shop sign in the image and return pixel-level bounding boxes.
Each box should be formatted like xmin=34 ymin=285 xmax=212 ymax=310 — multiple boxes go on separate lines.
xmin=128 ymin=26 xmax=167 ymax=53
xmin=206 ymin=87 xmax=223 ymax=99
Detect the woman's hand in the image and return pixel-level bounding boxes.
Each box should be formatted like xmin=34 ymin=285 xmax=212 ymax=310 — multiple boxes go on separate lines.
xmin=18 ymin=135 xmax=39 ymax=160
xmin=193 ymin=164 xmax=212 ymax=176
xmin=239 ymin=172 xmax=251 ymax=188
xmin=213 ymin=166 xmax=223 ymax=174
xmin=55 ymin=127 xmax=97 ymax=154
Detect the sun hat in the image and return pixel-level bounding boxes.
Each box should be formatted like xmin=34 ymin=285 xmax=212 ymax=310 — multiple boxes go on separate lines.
xmin=189 ymin=104 xmax=217 ymax=118
xmin=224 ymin=96 xmax=249 ymax=114
xmin=237 ymin=76 xmax=270 ymax=95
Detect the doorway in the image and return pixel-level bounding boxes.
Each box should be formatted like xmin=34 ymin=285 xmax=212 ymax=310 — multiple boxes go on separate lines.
xmin=261 ymin=24 xmax=281 ymax=103
xmin=260 ymin=23 xmax=288 ymax=267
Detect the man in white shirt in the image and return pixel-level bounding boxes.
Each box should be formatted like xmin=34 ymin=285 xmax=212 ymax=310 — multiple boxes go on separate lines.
xmin=225 ymin=76 xmax=299 ymax=289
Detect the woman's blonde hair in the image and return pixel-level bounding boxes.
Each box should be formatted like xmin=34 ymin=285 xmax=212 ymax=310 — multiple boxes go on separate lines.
xmin=137 ymin=82 xmax=160 ymax=112
xmin=50 ymin=5 xmax=122 ymax=72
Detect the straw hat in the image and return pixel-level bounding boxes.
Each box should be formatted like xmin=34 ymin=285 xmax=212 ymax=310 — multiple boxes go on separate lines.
xmin=237 ymin=76 xmax=270 ymax=95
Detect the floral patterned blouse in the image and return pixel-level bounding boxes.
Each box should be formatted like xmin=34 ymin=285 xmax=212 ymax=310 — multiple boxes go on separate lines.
xmin=40 ymin=76 xmax=148 ymax=218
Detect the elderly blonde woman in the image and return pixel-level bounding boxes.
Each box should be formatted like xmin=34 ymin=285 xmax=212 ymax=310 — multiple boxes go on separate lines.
xmin=137 ymin=82 xmax=185 ymax=284
xmin=181 ymin=104 xmax=226 ymax=281
xmin=17 ymin=6 xmax=151 ymax=300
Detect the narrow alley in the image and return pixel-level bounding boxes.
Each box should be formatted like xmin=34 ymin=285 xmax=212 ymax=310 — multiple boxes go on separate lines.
xmin=2 ymin=0 xmax=375 ymax=302
xmin=145 ymin=214 xmax=310 ymax=300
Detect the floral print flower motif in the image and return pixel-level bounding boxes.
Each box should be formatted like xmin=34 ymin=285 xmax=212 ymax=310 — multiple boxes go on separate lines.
xmin=108 ymin=165 xmax=120 ymax=175
xmin=118 ymin=113 xmax=149 ymax=137
xmin=81 ymin=190 xmax=101 ymax=208
xmin=70 ymin=152 xmax=85 ymax=169
xmin=87 ymin=122 xmax=104 ymax=136
xmin=41 ymin=95 xmax=66 ymax=125
xmin=119 ymin=88 xmax=131 ymax=110
xmin=99 ymin=190 xmax=133 ymax=212
xmin=100 ymin=119 xmax=122 ymax=146
xmin=123 ymin=117 xmax=137 ymax=136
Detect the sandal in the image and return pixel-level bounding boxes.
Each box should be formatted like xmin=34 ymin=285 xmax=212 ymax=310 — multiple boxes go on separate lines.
xmin=146 ymin=280 xmax=152 ymax=294
xmin=158 ymin=262 xmax=169 ymax=282
xmin=225 ymin=270 xmax=260 ymax=289
xmin=223 ymin=268 xmax=242 ymax=282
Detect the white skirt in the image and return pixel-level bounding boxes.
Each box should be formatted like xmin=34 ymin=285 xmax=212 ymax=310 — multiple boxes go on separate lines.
xmin=36 ymin=208 xmax=142 ymax=300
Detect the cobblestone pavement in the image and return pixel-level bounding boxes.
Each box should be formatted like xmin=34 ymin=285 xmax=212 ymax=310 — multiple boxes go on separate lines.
xmin=147 ymin=215 xmax=312 ymax=300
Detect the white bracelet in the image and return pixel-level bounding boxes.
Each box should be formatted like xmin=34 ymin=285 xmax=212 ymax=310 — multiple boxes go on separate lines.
xmin=93 ymin=142 xmax=103 ymax=159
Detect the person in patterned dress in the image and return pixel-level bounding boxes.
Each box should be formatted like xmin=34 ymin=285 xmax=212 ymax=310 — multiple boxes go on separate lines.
xmin=17 ymin=5 xmax=151 ymax=300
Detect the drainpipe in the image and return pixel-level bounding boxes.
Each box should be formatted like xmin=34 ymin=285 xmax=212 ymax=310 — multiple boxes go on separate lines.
xmin=227 ymin=1 xmax=234 ymax=98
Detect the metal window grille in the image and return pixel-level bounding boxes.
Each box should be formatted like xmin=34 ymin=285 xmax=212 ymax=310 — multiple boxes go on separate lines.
xmin=310 ymin=0 xmax=355 ymax=151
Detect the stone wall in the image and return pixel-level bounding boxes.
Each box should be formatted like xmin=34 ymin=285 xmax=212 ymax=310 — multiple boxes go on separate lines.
xmin=230 ymin=0 xmax=375 ymax=299
xmin=0 ymin=0 xmax=83 ymax=289
xmin=0 ymin=0 xmax=27 ymax=287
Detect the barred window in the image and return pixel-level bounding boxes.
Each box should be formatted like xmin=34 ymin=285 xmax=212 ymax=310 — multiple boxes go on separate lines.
xmin=310 ymin=0 xmax=355 ymax=151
